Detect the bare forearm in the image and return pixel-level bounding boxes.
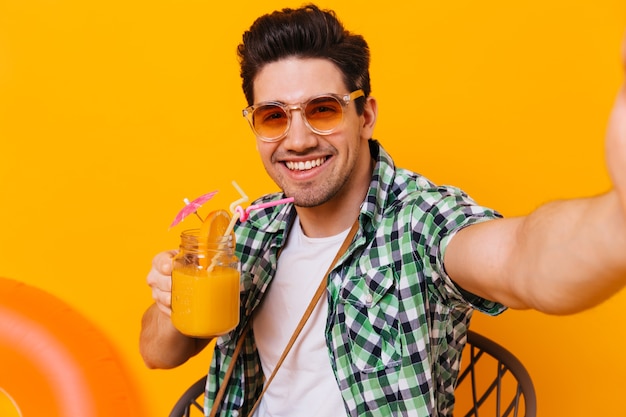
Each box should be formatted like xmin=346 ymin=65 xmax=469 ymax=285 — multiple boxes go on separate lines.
xmin=510 ymin=191 xmax=626 ymax=314
xmin=139 ymin=303 xmax=211 ymax=369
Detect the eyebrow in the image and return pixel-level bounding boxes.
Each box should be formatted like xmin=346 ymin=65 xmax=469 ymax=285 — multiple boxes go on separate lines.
xmin=254 ymin=92 xmax=344 ymax=106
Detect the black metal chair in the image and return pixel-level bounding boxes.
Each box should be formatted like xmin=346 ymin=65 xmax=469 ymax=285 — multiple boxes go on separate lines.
xmin=168 ymin=374 xmax=207 ymax=417
xmin=169 ymin=331 xmax=536 ymax=417
xmin=456 ymin=330 xmax=537 ymax=417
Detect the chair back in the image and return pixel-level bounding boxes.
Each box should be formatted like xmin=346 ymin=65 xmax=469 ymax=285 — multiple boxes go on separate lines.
xmin=455 ymin=330 xmax=537 ymax=417
xmin=169 ymin=331 xmax=537 ymax=417
xmin=168 ymin=375 xmax=206 ymax=417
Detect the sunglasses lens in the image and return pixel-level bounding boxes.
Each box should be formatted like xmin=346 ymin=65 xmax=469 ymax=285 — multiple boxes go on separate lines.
xmin=252 ymin=104 xmax=289 ymax=140
xmin=304 ymin=96 xmax=343 ymax=132
xmin=249 ymin=95 xmax=345 ymax=141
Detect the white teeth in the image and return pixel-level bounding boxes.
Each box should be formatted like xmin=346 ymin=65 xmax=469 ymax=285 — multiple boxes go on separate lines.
xmin=286 ymin=158 xmax=326 ymax=171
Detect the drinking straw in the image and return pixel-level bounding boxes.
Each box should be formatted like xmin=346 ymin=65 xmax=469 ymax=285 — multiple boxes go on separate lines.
xmin=224 ymin=180 xmax=293 ymax=245
xmin=225 ymin=196 xmax=295 ymax=237
xmin=206 ymin=190 xmax=294 ymax=271
xmin=229 ymin=181 xmax=249 ymax=214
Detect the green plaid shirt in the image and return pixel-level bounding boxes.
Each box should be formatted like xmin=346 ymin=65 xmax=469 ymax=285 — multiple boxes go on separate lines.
xmin=206 ymin=140 xmax=505 ymax=416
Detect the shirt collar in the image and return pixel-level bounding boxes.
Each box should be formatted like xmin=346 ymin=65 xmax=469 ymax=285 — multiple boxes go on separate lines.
xmin=359 ymin=139 xmax=396 ymax=235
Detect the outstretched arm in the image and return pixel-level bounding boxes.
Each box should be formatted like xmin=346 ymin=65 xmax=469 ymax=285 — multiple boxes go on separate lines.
xmin=445 ymin=38 xmax=626 ymax=315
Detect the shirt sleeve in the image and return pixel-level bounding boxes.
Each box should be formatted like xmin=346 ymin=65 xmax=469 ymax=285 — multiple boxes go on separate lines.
xmin=412 ymin=185 xmax=506 ymax=316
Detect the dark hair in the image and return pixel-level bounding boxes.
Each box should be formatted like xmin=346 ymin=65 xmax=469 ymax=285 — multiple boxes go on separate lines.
xmin=237 ymin=4 xmax=370 ymax=114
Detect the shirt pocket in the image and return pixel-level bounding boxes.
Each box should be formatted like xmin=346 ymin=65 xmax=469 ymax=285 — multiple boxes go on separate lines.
xmin=338 ymin=265 xmax=402 ymax=373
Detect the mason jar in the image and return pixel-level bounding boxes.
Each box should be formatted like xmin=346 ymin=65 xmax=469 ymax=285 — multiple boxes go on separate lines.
xmin=171 ymin=229 xmax=240 ymax=338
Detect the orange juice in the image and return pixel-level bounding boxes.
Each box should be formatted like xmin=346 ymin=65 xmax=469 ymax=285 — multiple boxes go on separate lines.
xmin=171 ymin=225 xmax=240 ymax=338
xmin=171 ymin=266 xmax=240 ymax=337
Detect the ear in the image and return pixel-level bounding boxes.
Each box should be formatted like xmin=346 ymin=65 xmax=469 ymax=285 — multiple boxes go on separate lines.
xmin=360 ymin=96 xmax=378 ymax=139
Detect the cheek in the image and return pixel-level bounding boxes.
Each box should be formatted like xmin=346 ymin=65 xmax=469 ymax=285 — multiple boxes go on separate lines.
xmin=256 ymin=142 xmax=277 ymax=167
xmin=255 ymin=139 xmax=267 ymax=158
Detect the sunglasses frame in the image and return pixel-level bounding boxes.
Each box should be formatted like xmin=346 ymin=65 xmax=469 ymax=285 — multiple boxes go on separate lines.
xmin=242 ymin=89 xmax=364 ymax=142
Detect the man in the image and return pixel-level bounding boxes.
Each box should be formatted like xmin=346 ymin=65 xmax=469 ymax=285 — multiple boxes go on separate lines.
xmin=140 ymin=4 xmax=626 ymax=416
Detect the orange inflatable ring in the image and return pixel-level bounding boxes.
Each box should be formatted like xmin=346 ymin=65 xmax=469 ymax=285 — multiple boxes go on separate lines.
xmin=0 ymin=277 xmax=146 ymax=417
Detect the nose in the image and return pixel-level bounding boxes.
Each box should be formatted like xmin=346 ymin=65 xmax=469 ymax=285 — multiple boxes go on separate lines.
xmin=282 ymin=107 xmax=318 ymax=151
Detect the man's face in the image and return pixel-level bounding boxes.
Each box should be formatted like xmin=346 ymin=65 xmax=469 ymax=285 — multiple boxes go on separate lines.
xmin=251 ymin=57 xmax=376 ymax=208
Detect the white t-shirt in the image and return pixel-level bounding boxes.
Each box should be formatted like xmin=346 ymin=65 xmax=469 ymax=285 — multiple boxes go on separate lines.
xmin=252 ymin=217 xmax=349 ymax=417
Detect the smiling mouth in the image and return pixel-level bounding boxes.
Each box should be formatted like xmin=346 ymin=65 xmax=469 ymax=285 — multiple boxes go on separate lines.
xmin=285 ymin=157 xmax=327 ymax=172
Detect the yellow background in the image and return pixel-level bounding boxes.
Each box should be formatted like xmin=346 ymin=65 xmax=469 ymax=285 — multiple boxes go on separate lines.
xmin=1 ymin=1 xmax=625 ymax=415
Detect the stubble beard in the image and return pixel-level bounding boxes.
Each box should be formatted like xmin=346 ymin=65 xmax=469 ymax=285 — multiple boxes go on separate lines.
xmin=266 ymin=137 xmax=364 ymax=208
xmin=267 ymin=155 xmax=355 ymax=208
xmin=284 ymin=174 xmax=351 ymax=208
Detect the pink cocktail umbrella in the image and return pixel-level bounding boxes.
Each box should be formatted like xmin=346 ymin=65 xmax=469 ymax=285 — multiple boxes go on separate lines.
xmin=168 ymin=182 xmax=294 ymax=235
xmin=169 ymin=191 xmax=218 ymax=229
xmin=167 ymin=183 xmax=294 ymax=270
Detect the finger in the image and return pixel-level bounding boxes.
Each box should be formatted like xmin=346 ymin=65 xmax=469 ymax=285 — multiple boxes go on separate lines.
xmin=152 ymin=250 xmax=177 ymax=275
xmin=151 ymin=287 xmax=172 ymax=313
xmin=147 ymin=267 xmax=172 ymax=292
